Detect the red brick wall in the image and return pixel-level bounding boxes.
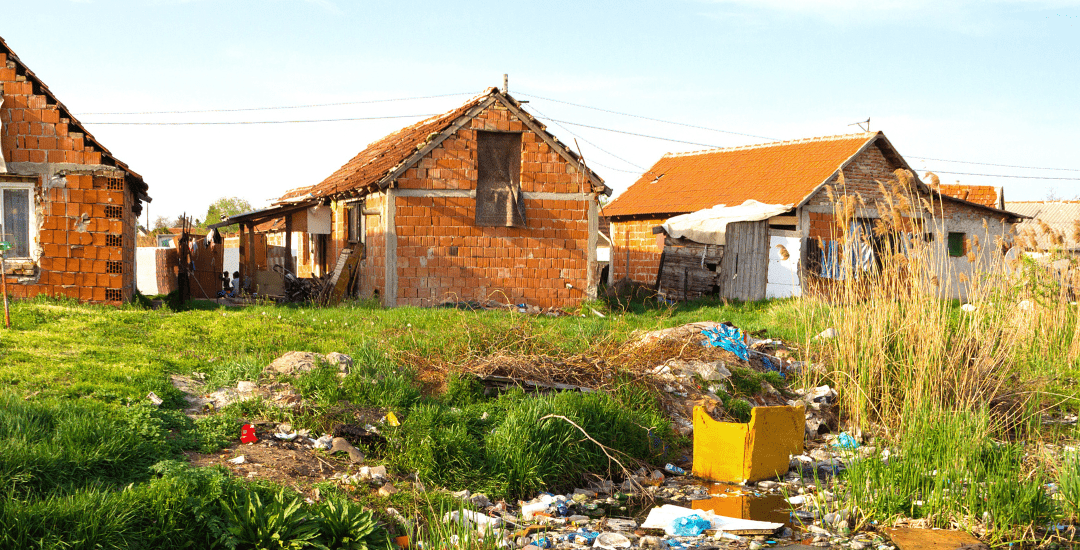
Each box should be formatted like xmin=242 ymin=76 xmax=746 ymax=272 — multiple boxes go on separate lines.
xmin=365 ymin=193 xmax=386 ymax=298
xmin=1 ymin=50 xmax=140 ymax=305
xmin=609 ymin=217 xmax=668 ymax=285
xmin=5 ymin=172 xmax=131 ymax=304
xmin=390 ymin=102 xmax=593 ymax=308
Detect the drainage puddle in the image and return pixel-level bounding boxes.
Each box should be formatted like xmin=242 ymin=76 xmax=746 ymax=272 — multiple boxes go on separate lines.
xmin=688 ymin=483 xmax=792 ymax=528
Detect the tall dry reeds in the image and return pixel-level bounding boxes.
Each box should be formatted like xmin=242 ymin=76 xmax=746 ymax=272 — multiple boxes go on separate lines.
xmin=797 ymin=170 xmax=1077 ymax=440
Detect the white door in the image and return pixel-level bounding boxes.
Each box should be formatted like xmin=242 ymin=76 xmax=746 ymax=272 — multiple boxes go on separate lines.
xmin=766 ymin=235 xmax=801 ymax=298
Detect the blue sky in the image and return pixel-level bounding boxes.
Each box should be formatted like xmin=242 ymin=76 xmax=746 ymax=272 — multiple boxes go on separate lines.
xmin=4 ymin=0 xmax=1078 ymax=224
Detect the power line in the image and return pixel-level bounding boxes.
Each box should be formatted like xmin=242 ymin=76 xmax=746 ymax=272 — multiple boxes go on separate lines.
xmin=81 ymin=114 xmax=436 ymax=125
xmin=545 ymin=118 xmax=722 ymax=148
xmin=910 ymin=156 xmax=1080 ymax=173
xmin=517 ymin=91 xmax=778 ymax=141
xmin=524 ymin=105 xmax=646 ymax=171
xmin=924 ymin=169 xmax=1080 ymax=181
xmin=76 ymin=92 xmax=475 ymax=116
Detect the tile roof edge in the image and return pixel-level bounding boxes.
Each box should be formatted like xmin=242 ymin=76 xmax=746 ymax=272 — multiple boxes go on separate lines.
xmin=662 ymin=132 xmax=877 ymax=158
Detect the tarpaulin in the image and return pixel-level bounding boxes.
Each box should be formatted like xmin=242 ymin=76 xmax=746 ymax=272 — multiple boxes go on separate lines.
xmin=661 ymin=199 xmax=791 ymax=246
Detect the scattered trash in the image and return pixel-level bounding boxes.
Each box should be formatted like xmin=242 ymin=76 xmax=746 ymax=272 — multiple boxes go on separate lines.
xmin=671 ymin=514 xmax=713 ymax=536
xmin=664 ymin=463 xmax=687 ymax=475
xmin=701 ymin=325 xmax=749 ymax=361
xmin=593 ymin=532 xmax=631 ymax=550
xmin=444 ymin=510 xmax=503 ymax=533
xmin=240 ymin=424 xmax=258 ymax=444
xmin=146 ymin=392 xmax=163 ymax=407
xmin=834 ymin=432 xmax=859 ymax=449
xmin=384 ymin=412 xmax=401 ymax=427
xmin=960 ymin=303 xmax=978 ymax=313
xmin=227 ymin=455 xmax=246 ymax=464
xmin=814 ymin=327 xmax=838 ymax=340
xmin=274 ymin=432 xmax=297 ymax=440
xmin=312 ymin=435 xmax=333 ymax=450
xmin=329 ymin=437 xmax=365 ymax=463
xmin=641 ymin=504 xmax=783 ymax=535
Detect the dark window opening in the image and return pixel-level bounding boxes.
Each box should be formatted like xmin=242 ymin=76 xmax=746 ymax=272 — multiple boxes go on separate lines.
xmin=0 ymin=187 xmax=31 ymax=258
xmin=948 ymin=232 xmax=965 ymax=257
xmin=346 ymin=204 xmax=360 ymax=244
xmin=475 ymin=131 xmax=525 ymax=227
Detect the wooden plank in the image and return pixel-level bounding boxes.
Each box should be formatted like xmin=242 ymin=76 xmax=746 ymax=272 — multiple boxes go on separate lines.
xmin=322 ymin=248 xmax=362 ymax=305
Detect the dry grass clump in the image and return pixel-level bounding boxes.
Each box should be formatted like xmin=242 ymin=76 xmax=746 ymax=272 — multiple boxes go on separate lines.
xmin=798 ymin=169 xmax=1076 ymax=439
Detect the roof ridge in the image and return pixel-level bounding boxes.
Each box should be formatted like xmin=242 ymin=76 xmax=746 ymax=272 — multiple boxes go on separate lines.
xmin=664 ymin=132 xmax=877 ymax=158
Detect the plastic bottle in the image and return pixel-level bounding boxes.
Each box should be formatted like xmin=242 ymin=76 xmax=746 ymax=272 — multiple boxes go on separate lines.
xmin=520 ymin=501 xmax=549 ymax=520
xmin=664 ymin=463 xmax=686 ymax=475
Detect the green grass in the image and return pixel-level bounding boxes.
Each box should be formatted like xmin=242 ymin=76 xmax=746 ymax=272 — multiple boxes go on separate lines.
xmin=0 ymin=295 xmax=796 ymax=548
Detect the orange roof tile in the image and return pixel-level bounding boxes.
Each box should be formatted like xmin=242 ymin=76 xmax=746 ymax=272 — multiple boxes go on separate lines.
xmin=282 ymin=88 xmax=606 ymax=202
xmin=604 ymin=133 xmax=878 ymax=218
xmin=931 ymin=184 xmax=1000 ymax=209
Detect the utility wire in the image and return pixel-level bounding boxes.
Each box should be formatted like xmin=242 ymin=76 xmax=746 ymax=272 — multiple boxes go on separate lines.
xmin=518 ymin=91 xmax=778 ymax=141
xmin=910 ymin=156 xmax=1080 ymax=173
xmin=81 ymin=114 xmax=436 ymax=125
xmin=545 ymin=118 xmax=722 ymax=148
xmin=924 ymin=169 xmax=1080 ymax=181
xmin=77 ymin=92 xmax=475 ymax=116
xmin=525 ymin=105 xmax=646 ymax=171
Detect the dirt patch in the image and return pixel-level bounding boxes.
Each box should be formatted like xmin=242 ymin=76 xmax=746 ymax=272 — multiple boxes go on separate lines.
xmin=188 ymin=439 xmax=349 ymax=496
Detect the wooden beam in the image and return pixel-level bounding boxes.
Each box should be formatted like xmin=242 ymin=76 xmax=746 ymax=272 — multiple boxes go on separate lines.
xmin=284 ymin=213 xmax=294 ymax=274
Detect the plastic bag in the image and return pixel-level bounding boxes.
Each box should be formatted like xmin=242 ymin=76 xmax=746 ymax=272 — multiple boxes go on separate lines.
xmin=671 ymin=514 xmax=713 ymax=536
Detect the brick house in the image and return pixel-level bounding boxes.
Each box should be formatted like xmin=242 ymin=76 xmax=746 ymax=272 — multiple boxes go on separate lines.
xmin=604 ymin=132 xmax=1022 ymax=300
xmin=0 ymin=36 xmax=150 ymax=304
xmin=220 ymin=87 xmax=609 ymax=308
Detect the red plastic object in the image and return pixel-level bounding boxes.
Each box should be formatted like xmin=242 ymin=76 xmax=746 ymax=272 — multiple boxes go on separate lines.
xmin=240 ymin=424 xmax=258 ymax=444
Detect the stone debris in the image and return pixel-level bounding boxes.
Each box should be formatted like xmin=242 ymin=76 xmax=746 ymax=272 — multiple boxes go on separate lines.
xmin=264 ymin=350 xmax=352 ymax=376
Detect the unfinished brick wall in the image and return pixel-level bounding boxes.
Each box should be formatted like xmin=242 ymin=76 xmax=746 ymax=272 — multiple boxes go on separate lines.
xmin=1 ymin=49 xmax=142 ymax=305
xmin=388 ymin=102 xmax=593 ymax=308
xmin=609 ymin=218 xmax=667 ymax=285
xmin=0 ymin=62 xmax=104 ymax=167
xmin=2 ymin=171 xmax=132 ymax=304
xmin=364 ymin=193 xmax=386 ymax=299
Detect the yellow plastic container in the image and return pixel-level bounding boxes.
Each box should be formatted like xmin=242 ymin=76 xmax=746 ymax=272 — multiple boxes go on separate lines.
xmin=692 ymin=405 xmax=805 ymax=483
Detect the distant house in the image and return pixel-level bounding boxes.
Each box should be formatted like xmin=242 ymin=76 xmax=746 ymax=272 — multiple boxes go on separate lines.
xmin=217 ymin=87 xmax=610 ymax=308
xmin=0 ymin=36 xmax=150 ymax=304
xmin=604 ymin=132 xmax=1022 ymax=300
xmin=1004 ymin=201 xmax=1080 ymax=253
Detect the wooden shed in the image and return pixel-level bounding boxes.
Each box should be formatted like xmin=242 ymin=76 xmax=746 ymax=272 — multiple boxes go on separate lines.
xmin=654 ymin=220 xmax=770 ymax=302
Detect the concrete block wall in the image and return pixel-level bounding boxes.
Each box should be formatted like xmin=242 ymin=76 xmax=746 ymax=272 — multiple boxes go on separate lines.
xmin=609 ymin=217 xmax=667 ymax=285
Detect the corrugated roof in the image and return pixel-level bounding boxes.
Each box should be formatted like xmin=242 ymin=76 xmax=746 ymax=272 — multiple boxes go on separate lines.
xmin=285 ymin=88 xmax=607 ymax=202
xmin=932 ymin=184 xmax=1001 ymax=209
xmin=1005 ymin=201 xmax=1080 ymax=249
xmin=604 ymin=133 xmax=877 ymax=218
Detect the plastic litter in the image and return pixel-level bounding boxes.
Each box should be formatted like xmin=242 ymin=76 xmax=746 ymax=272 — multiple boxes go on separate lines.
xmin=240 ymin=424 xmax=258 ymax=444
xmin=312 ymin=434 xmax=333 ymax=450
xmin=384 ymin=412 xmax=401 ymax=427
xmin=146 ymin=392 xmax=163 ymax=407
xmin=274 ymin=432 xmax=297 ymax=440
xmin=443 ymin=510 xmax=503 ymax=533
xmin=664 ymin=463 xmax=686 ymax=475
xmin=700 ymin=325 xmax=749 ymax=361
xmin=671 ymin=514 xmax=713 ymax=536
xmin=593 ymin=532 xmax=631 ymax=550
xmin=834 ymin=432 xmax=859 ymax=449
xmin=227 ymin=455 xmax=245 ymax=464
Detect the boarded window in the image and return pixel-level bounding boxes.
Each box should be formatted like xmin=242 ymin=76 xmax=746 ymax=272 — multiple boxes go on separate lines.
xmin=1 ymin=187 xmax=31 ymax=258
xmin=948 ymin=232 xmax=965 ymax=257
xmin=475 ymin=131 xmax=525 ymax=227
xmin=345 ymin=204 xmax=360 ymax=244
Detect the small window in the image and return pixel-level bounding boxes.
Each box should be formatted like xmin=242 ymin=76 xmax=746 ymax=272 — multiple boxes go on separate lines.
xmin=475 ymin=131 xmax=526 ymax=227
xmin=948 ymin=232 xmax=965 ymax=257
xmin=0 ymin=186 xmax=32 ymax=258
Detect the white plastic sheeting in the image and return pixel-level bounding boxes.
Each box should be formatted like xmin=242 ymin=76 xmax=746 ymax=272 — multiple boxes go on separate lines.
xmin=661 ymin=200 xmax=791 ymax=246
xmin=766 ymin=234 xmax=802 ymax=298
xmin=640 ymin=504 xmax=784 ymax=536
